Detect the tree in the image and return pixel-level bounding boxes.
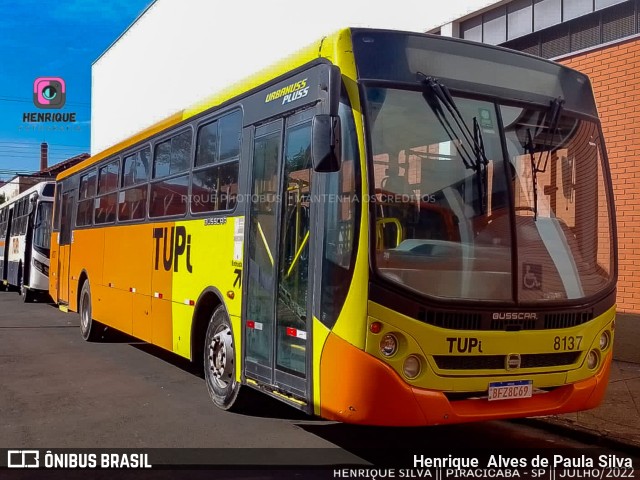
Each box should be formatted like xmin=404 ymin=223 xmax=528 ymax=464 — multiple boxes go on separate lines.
xmin=0 ymin=193 xmax=6 ymax=205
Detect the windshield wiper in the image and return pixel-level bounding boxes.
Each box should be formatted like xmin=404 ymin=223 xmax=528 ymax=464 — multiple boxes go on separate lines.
xmin=419 ymin=75 xmax=476 ymax=170
xmin=419 ymin=74 xmax=489 ymax=213
xmin=525 ymin=97 xmax=565 ymax=221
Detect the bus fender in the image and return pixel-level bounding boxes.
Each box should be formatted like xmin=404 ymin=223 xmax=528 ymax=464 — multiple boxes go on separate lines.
xmin=75 ymin=269 xmax=90 ymax=311
xmin=190 ymin=286 xmax=228 ymax=362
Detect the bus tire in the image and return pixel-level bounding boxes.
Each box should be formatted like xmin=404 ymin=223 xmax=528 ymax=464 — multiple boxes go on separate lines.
xmin=20 ymin=284 xmax=33 ymax=303
xmin=204 ymin=305 xmax=242 ymax=410
xmin=79 ymin=280 xmax=100 ymax=341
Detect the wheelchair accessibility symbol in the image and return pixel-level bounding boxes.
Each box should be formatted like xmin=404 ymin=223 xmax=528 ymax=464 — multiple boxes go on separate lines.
xmin=523 ymin=263 xmax=542 ymax=290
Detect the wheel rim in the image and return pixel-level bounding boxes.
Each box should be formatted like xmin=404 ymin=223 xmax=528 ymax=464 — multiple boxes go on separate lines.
xmin=80 ymin=292 xmax=90 ymax=332
xmin=208 ymin=324 xmax=234 ymax=389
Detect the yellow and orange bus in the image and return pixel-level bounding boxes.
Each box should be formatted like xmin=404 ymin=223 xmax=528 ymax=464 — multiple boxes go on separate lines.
xmin=50 ymin=28 xmax=616 ymax=426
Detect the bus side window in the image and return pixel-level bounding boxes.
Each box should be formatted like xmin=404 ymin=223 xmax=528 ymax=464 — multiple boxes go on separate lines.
xmin=319 ymin=93 xmax=360 ymax=327
xmin=77 ymin=170 xmax=97 ymax=227
xmin=120 ymin=147 xmax=150 ymax=222
xmin=191 ymin=109 xmax=242 ymax=213
xmin=150 ymin=130 xmax=192 ymax=218
xmin=96 ymin=159 xmax=119 ymax=225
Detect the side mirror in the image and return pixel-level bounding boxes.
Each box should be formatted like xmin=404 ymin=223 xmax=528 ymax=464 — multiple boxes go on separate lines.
xmin=311 ymin=114 xmax=341 ymax=173
xmin=28 ymin=194 xmax=38 ymax=214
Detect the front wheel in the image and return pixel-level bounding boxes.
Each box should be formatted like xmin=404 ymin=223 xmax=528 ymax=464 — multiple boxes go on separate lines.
xmin=204 ymin=305 xmax=243 ymax=410
xmin=20 ymin=284 xmax=34 ymax=303
xmin=79 ymin=280 xmax=101 ymax=341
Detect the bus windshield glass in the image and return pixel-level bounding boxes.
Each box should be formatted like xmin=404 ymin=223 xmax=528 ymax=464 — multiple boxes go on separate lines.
xmin=34 ymin=201 xmax=53 ymax=251
xmin=367 ymin=86 xmax=613 ymax=303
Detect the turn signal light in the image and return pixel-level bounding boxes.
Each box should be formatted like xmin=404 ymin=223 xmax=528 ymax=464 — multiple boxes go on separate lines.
xmin=370 ymin=322 xmax=382 ymax=334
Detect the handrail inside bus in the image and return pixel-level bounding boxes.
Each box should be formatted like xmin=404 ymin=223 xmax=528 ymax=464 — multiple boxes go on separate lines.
xmin=376 ymin=218 xmax=403 ymax=250
xmin=257 ymin=221 xmax=274 ymax=266
xmin=286 ymin=231 xmax=310 ymax=279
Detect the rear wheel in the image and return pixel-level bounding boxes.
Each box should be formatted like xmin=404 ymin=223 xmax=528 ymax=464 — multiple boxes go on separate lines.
xmin=79 ymin=280 xmax=101 ymax=341
xmin=204 ymin=305 xmax=243 ymax=410
xmin=20 ymin=283 xmax=34 ymax=303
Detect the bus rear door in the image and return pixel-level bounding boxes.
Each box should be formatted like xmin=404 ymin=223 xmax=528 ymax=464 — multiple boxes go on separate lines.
xmin=57 ymin=191 xmax=74 ymax=306
xmin=1 ymin=208 xmax=13 ymax=286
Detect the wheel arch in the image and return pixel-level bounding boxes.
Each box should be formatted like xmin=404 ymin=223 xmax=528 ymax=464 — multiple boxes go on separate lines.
xmin=76 ymin=269 xmax=89 ymax=312
xmin=191 ymin=287 xmax=229 ymax=364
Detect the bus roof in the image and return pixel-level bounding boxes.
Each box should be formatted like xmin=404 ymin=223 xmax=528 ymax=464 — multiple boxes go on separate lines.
xmin=57 ymin=28 xmax=348 ymax=182
xmin=60 ymin=27 xmax=594 ymax=182
xmin=0 ymin=181 xmax=55 ymax=209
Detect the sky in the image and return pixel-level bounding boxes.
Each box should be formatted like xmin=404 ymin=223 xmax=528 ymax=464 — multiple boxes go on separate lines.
xmin=0 ymin=0 xmax=152 ymax=181
xmin=0 ymin=0 xmax=495 ymax=182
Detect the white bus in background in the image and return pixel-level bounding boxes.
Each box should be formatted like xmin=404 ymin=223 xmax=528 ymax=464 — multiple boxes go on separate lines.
xmin=0 ymin=182 xmax=55 ymax=302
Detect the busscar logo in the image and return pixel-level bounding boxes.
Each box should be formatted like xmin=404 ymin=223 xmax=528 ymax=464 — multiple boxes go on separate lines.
xmin=33 ymin=77 xmax=66 ymax=109
xmin=8 ymin=450 xmax=39 ymax=468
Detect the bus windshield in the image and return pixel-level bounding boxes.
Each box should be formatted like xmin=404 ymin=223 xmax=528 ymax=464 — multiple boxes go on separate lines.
xmin=34 ymin=201 xmax=53 ymax=251
xmin=367 ymin=86 xmax=613 ymax=303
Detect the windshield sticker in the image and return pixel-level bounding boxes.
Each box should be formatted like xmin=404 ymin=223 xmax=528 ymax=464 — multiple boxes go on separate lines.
xmin=479 ymin=108 xmax=494 ymax=132
xmin=233 ymin=217 xmax=244 ymax=265
xmin=523 ymin=263 xmax=542 ymax=290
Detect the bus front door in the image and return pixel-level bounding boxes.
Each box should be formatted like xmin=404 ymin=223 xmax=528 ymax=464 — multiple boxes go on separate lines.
xmin=1 ymin=209 xmax=13 ymax=285
xmin=244 ymin=109 xmax=316 ymax=407
xmin=57 ymin=192 xmax=74 ymax=305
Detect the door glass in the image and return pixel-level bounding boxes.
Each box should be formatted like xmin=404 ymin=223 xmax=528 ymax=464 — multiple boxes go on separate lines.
xmin=245 ymin=126 xmax=281 ymax=370
xmin=60 ymin=193 xmax=73 ymax=245
xmin=276 ymin=120 xmax=312 ymax=377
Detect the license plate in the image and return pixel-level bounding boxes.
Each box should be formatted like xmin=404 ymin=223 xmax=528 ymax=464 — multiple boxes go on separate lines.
xmin=488 ymin=380 xmax=533 ymax=401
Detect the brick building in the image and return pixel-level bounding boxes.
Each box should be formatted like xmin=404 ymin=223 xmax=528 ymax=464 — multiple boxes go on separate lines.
xmin=0 ymin=142 xmax=89 ymax=203
xmin=430 ymin=0 xmax=640 ymax=314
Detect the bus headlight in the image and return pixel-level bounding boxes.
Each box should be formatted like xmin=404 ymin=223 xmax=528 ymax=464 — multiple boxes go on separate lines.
xmin=587 ymin=349 xmax=599 ymax=370
xmin=33 ymin=259 xmax=49 ymax=276
xmin=599 ymin=331 xmax=611 ymax=351
xmin=380 ymin=334 xmax=398 ymax=357
xmin=403 ymin=355 xmax=421 ymax=379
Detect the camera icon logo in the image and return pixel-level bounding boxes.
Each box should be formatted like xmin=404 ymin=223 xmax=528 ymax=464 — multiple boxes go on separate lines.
xmin=33 ymin=77 xmax=66 ymax=109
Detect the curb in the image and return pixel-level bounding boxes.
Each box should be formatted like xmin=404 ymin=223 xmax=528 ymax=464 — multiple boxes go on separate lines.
xmin=517 ymin=418 xmax=640 ymax=455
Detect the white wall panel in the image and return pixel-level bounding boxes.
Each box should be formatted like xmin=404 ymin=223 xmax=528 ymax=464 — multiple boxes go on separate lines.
xmin=91 ymin=0 xmax=443 ymax=154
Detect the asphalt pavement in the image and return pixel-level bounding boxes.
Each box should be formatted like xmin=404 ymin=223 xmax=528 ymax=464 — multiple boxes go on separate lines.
xmin=0 ymin=289 xmax=638 ymax=457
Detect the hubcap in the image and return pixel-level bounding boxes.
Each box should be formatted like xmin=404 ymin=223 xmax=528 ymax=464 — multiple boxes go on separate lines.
xmin=81 ymin=293 xmax=89 ymax=331
xmin=208 ymin=325 xmax=234 ymax=389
